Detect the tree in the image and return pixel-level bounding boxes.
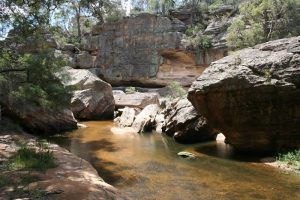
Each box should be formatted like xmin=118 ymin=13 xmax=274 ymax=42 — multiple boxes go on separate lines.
xmin=0 ymin=0 xmax=72 ymax=110
xmin=53 ymin=0 xmax=123 ymax=44
xmin=227 ymin=0 xmax=300 ymax=50
xmin=131 ymin=0 xmax=176 ymax=15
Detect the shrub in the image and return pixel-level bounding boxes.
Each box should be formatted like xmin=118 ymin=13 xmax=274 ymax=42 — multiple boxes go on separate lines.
xmin=276 ymin=149 xmax=300 ymax=170
xmin=185 ymin=24 xmax=206 ymax=36
xmin=167 ymin=81 xmax=187 ymax=98
xmin=227 ymin=0 xmax=300 ymax=50
xmin=125 ymin=87 xmax=137 ymax=94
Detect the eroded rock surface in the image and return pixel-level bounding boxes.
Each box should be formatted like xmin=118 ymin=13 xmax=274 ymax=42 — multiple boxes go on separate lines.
xmin=162 ymin=98 xmax=215 ymax=143
xmin=188 ymin=36 xmax=300 ymax=152
xmin=59 ymin=67 xmax=115 ymax=120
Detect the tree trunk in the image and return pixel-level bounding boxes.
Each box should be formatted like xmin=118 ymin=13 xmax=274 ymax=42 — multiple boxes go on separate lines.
xmin=76 ymin=7 xmax=82 ymax=43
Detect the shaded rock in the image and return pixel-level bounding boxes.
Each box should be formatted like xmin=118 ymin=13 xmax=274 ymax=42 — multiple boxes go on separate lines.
xmin=162 ymin=98 xmax=215 ymax=143
xmin=132 ymin=104 xmax=160 ymax=133
xmin=114 ymin=92 xmax=159 ymax=110
xmin=188 ymin=36 xmax=300 ymax=152
xmin=59 ymin=67 xmax=115 ymax=120
xmin=61 ymin=43 xmax=79 ymax=53
xmin=169 ymin=8 xmax=196 ymax=26
xmin=75 ymin=51 xmax=94 ymax=68
xmin=5 ymin=106 xmax=77 ymax=134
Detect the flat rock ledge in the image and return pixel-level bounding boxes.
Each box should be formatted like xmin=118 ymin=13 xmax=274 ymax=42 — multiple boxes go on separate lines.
xmin=0 ymin=129 xmax=128 ymax=200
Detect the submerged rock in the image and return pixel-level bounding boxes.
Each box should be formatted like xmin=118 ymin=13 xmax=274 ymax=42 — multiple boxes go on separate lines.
xmin=59 ymin=67 xmax=115 ymax=120
xmin=162 ymin=98 xmax=215 ymax=143
xmin=188 ymin=36 xmax=300 ymax=152
xmin=177 ymin=151 xmax=197 ymax=159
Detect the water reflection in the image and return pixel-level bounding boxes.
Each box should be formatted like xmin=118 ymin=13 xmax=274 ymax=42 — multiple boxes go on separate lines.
xmin=49 ymin=121 xmax=300 ymax=200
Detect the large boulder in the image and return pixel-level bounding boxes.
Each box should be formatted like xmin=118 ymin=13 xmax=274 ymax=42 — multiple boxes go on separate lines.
xmin=59 ymin=67 xmax=115 ymax=120
xmin=4 ymin=106 xmax=77 ymax=134
xmin=0 ymin=78 xmax=77 ymax=134
xmin=162 ymin=98 xmax=215 ymax=143
xmin=132 ymin=104 xmax=160 ymax=133
xmin=114 ymin=92 xmax=159 ymax=110
xmin=188 ymin=36 xmax=300 ymax=152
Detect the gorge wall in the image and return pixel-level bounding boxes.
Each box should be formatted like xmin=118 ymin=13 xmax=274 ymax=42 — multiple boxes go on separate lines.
xmin=69 ymin=12 xmax=228 ymax=87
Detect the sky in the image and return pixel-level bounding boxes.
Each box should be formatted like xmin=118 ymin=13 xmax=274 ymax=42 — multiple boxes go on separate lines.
xmin=122 ymin=0 xmax=132 ymax=15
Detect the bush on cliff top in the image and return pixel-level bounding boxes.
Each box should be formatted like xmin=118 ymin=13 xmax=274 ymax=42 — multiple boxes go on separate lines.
xmin=227 ymin=0 xmax=300 ymax=50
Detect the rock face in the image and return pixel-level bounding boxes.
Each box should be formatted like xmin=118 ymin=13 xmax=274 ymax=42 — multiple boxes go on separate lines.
xmin=77 ymin=13 xmax=208 ymax=87
xmin=188 ymin=37 xmax=300 ymax=152
xmin=59 ymin=67 xmax=115 ymax=120
xmin=162 ymin=98 xmax=215 ymax=143
xmin=114 ymin=92 xmax=159 ymax=110
xmin=132 ymin=104 xmax=160 ymax=133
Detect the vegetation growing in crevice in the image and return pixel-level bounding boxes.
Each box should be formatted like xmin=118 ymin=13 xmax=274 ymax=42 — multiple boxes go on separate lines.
xmin=125 ymin=86 xmax=137 ymax=94
xmin=167 ymin=81 xmax=187 ymax=98
xmin=7 ymin=141 xmax=57 ymax=172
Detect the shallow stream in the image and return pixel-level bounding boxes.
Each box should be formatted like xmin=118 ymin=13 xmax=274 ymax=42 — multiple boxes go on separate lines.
xmin=49 ymin=121 xmax=300 ymax=200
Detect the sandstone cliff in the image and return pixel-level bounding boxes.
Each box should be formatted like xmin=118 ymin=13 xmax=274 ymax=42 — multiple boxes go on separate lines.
xmin=69 ymin=12 xmax=229 ymax=87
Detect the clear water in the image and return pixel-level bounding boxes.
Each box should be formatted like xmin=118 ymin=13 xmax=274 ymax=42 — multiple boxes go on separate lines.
xmin=49 ymin=121 xmax=300 ymax=200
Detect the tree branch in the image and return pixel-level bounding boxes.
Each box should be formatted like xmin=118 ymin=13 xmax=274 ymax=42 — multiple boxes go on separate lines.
xmin=0 ymin=68 xmax=26 ymax=73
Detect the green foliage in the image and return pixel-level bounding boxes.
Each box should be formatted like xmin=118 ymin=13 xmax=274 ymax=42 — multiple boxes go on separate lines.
xmin=227 ymin=17 xmax=264 ymax=49
xmin=125 ymin=87 xmax=137 ymax=94
xmin=208 ymin=0 xmax=225 ymax=11
xmin=196 ymin=35 xmax=213 ymax=49
xmin=263 ymin=68 xmax=272 ymax=82
xmin=131 ymin=0 xmax=176 ymax=15
xmin=276 ymin=149 xmax=300 ymax=170
xmin=106 ymin=8 xmax=125 ymax=23
xmin=167 ymin=81 xmax=187 ymax=98
xmin=1 ymin=50 xmax=73 ymax=110
xmin=185 ymin=24 xmax=206 ymax=36
xmin=188 ymin=35 xmax=213 ymax=50
xmin=227 ymin=0 xmax=300 ymax=50
xmin=8 ymin=144 xmax=57 ymax=172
